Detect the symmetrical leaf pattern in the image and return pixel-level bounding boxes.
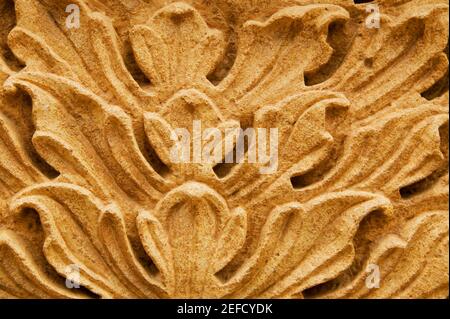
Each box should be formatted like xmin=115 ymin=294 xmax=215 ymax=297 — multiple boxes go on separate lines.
xmin=0 ymin=0 xmax=448 ymax=298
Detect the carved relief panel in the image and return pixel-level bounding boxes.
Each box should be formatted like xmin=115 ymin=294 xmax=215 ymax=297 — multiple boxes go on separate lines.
xmin=0 ymin=0 xmax=448 ymax=298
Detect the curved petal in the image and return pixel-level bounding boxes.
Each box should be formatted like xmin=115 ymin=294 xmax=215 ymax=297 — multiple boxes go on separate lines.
xmin=136 ymin=211 xmax=175 ymax=295
xmin=255 ymin=91 xmax=349 ymax=173
xmin=137 ymin=182 xmax=247 ymax=298
xmin=144 ymin=89 xmax=240 ymax=179
xmin=0 ymin=0 xmax=16 ymax=82
xmin=143 ymin=112 xmax=182 ymax=173
xmin=98 ymin=205 xmax=166 ymax=298
xmin=226 ymin=202 xmax=305 ymax=298
xmin=130 ymin=2 xmax=226 ymax=99
xmin=160 ymin=89 xmax=233 ymax=131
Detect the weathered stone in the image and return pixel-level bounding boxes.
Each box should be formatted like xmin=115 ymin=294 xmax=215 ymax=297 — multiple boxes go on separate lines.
xmin=0 ymin=0 xmax=448 ymax=299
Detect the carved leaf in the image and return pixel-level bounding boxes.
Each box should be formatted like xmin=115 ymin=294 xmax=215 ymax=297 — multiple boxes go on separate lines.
xmin=7 ymin=73 xmax=170 ymax=206
xmin=130 ymin=2 xmax=226 ymax=99
xmin=0 ymin=0 xmax=447 ymax=299
xmin=137 ymin=182 xmax=247 ymax=298
xmin=293 ymin=101 xmax=448 ymax=199
xmin=144 ymin=89 xmax=240 ymax=179
xmin=228 ymin=191 xmax=392 ymax=298
xmin=323 ymin=1 xmax=449 ymax=118
xmin=0 ymin=110 xmax=45 ymax=197
xmin=321 ymin=211 xmax=449 ymax=299
xmin=216 ymin=4 xmax=350 ymax=121
xmin=10 ymin=183 xmax=164 ymax=298
xmin=0 ymin=230 xmax=84 ymax=298
xmin=9 ymin=0 xmax=153 ymax=111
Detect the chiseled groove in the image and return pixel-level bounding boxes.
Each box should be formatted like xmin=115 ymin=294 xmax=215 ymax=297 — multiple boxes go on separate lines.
xmin=0 ymin=0 xmax=447 ymax=299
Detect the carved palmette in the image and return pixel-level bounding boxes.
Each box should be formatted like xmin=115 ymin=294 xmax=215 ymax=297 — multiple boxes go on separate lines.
xmin=0 ymin=0 xmax=448 ymax=299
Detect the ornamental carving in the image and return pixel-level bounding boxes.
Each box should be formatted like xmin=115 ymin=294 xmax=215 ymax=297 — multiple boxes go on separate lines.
xmin=0 ymin=0 xmax=448 ymax=299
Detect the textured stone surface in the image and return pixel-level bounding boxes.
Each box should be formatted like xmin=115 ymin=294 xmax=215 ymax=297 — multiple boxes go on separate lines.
xmin=0 ymin=0 xmax=448 ymax=299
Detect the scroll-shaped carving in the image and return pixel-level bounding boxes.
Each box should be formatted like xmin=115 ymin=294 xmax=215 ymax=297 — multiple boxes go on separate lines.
xmin=0 ymin=0 xmax=448 ymax=299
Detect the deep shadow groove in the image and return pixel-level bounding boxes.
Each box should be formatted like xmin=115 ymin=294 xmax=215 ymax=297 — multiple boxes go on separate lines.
xmin=213 ymin=144 xmax=241 ymax=179
xmin=55 ymin=272 xmax=101 ymax=298
xmin=124 ymin=38 xmax=152 ymax=89
xmin=58 ymin=275 xmax=101 ymax=299
xmin=400 ymin=168 xmax=446 ymax=199
xmin=142 ymin=135 xmax=171 ymax=178
xmin=303 ymin=209 xmax=389 ymax=298
xmin=0 ymin=0 xmax=24 ymax=71
xmin=131 ymin=234 xmax=160 ymax=276
xmin=353 ymin=0 xmax=374 ymax=3
xmin=400 ymin=122 xmax=449 ymax=199
xmin=215 ymin=262 xmax=233 ymax=283
xmin=207 ymin=32 xmax=237 ymax=86
xmin=305 ymin=20 xmax=356 ymax=86
xmin=213 ymin=127 xmax=252 ymax=179
xmin=290 ymin=169 xmax=320 ymax=189
xmin=16 ymin=208 xmax=42 ymax=233
xmin=421 ymin=45 xmax=449 ymax=100
xmin=213 ymin=156 xmax=236 ymax=179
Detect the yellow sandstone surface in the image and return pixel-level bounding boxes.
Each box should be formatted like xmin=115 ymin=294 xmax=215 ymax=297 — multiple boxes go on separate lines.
xmin=0 ymin=0 xmax=448 ymax=299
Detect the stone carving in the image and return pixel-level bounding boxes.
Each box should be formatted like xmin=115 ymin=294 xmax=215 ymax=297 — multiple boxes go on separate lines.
xmin=0 ymin=0 xmax=448 ymax=299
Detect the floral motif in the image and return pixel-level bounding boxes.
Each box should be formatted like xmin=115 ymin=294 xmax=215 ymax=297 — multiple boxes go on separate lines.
xmin=0 ymin=0 xmax=448 ymax=298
